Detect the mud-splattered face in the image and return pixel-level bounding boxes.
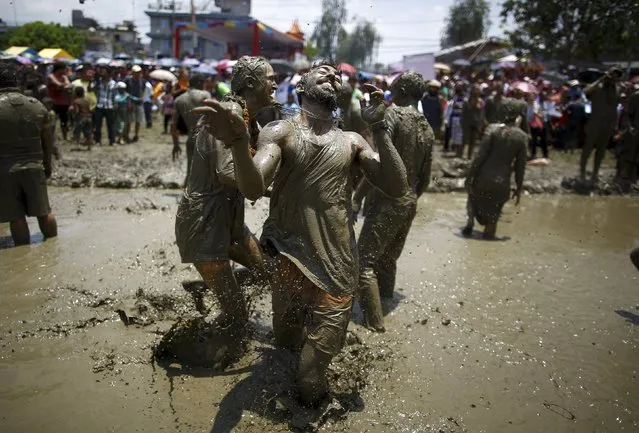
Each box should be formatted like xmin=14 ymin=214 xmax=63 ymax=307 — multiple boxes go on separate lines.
xmin=302 ymin=65 xmax=342 ymax=110
xmin=253 ymin=63 xmax=277 ymax=108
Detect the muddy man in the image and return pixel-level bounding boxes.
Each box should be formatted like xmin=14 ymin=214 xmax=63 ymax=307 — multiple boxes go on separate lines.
xmin=197 ymin=60 xmax=408 ymax=406
xmin=463 ymin=99 xmax=528 ymax=240
xmin=0 ymin=62 xmax=58 ymax=246
xmin=171 ymin=73 xmax=212 ymax=185
xmin=174 ymin=57 xmax=276 ymax=369
xmin=580 ymin=67 xmax=622 ymax=182
xmin=459 ymin=84 xmax=485 ymax=159
xmin=357 ymin=71 xmax=434 ymax=332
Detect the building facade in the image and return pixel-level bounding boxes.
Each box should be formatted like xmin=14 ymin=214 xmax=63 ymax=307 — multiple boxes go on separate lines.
xmin=72 ymin=10 xmax=142 ymax=57
xmin=145 ymin=10 xmax=254 ymax=59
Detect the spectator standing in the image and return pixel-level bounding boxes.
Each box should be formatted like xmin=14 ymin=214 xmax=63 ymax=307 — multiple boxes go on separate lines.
xmin=94 ymin=66 xmax=117 ymax=146
xmin=72 ymin=87 xmax=93 ymax=150
xmin=114 ymin=82 xmax=130 ymax=144
xmin=162 ymin=82 xmax=174 ymax=134
xmin=142 ymin=77 xmax=154 ymax=129
xmin=124 ymin=65 xmax=145 ymax=142
xmin=421 ymin=80 xmax=444 ymax=140
xmin=47 ymin=62 xmax=72 ymax=141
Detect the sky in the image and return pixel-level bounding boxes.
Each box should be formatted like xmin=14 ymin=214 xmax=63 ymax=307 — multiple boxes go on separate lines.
xmin=2 ymin=0 xmax=506 ymax=64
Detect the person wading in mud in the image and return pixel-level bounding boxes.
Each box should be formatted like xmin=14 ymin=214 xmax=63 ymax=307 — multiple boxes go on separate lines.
xmin=175 ymin=57 xmax=276 ymax=369
xmin=0 ymin=62 xmax=57 ymax=245
xmin=196 ymin=60 xmax=408 ymax=406
xmin=357 ymin=71 xmax=434 ymax=332
xmin=463 ymin=99 xmax=528 ymax=240
xmin=171 ymin=73 xmax=211 ymax=185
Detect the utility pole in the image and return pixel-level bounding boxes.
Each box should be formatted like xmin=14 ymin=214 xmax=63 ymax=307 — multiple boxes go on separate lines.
xmin=190 ymin=0 xmax=197 ymax=57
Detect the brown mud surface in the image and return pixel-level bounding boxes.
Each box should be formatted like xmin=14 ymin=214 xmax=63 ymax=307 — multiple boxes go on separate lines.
xmin=1 ymin=181 xmax=638 ymax=432
xmin=47 ymin=122 xmax=638 ymax=195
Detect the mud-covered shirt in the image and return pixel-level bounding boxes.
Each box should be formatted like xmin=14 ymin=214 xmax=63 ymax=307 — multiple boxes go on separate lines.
xmin=0 ymin=88 xmax=48 ymax=173
xmin=261 ymin=120 xmax=358 ymax=297
xmin=366 ymin=105 xmax=434 ymax=212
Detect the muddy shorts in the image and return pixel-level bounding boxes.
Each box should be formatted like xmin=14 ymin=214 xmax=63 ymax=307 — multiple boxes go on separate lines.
xmin=272 ymin=255 xmax=353 ymax=357
xmin=73 ymin=117 xmax=93 ymax=141
xmin=175 ymin=191 xmax=248 ymax=263
xmin=0 ymin=169 xmax=51 ymax=223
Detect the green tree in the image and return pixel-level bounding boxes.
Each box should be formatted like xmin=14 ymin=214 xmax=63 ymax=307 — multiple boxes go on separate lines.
xmin=310 ymin=0 xmax=348 ymax=60
xmin=500 ymin=0 xmax=639 ymax=63
xmin=440 ymin=0 xmax=491 ymax=48
xmin=303 ymin=42 xmax=319 ymax=60
xmin=5 ymin=21 xmax=86 ymax=58
xmin=336 ymin=20 xmax=382 ymax=68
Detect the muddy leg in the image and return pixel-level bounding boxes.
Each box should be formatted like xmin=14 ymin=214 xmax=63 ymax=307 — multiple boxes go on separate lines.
xmin=297 ymin=344 xmax=333 ymax=406
xmin=272 ymin=259 xmax=306 ymax=350
xmin=592 ymin=138 xmax=609 ymax=182
xmin=462 ymin=198 xmax=474 ymax=237
xmin=37 ymin=213 xmax=58 ymax=239
xmin=357 ymin=218 xmax=386 ymax=332
xmin=376 ymin=210 xmax=414 ymax=299
xmin=630 ymin=246 xmax=639 ymax=271
xmin=580 ymin=127 xmax=598 ymax=180
xmin=10 ymin=218 xmax=30 ymax=246
xmin=194 ymin=261 xmax=248 ymax=327
xmin=467 ymin=129 xmax=477 ymax=160
xmin=482 ymin=223 xmax=497 ymax=240
xmin=229 ymin=231 xmax=272 ymax=283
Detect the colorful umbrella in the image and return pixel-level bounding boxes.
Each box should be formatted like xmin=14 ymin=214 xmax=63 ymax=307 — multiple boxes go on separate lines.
xmin=511 ymin=81 xmax=538 ymax=94
xmin=182 ymin=58 xmax=200 ymax=67
xmin=434 ymin=62 xmax=451 ymax=74
xmin=338 ymin=63 xmax=357 ymax=76
xmin=158 ymin=57 xmax=181 ymax=68
xmin=192 ymin=65 xmax=217 ymax=76
xmin=149 ymin=69 xmax=178 ymax=82
xmin=96 ymin=57 xmax=111 ymax=65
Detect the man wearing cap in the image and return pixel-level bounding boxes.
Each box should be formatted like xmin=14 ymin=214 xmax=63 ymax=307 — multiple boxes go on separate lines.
xmin=94 ymin=66 xmax=117 ymax=146
xmin=421 ymin=80 xmax=444 ymax=140
xmin=124 ymin=65 xmax=146 ymax=142
xmin=581 ymin=67 xmax=622 ymax=182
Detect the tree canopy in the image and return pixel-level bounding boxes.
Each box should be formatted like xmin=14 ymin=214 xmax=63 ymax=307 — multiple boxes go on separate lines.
xmin=1 ymin=21 xmax=86 ymax=58
xmin=500 ymin=0 xmax=639 ymax=63
xmin=440 ymin=0 xmax=491 ymax=49
xmin=310 ymin=0 xmax=382 ymax=68
xmin=310 ymin=0 xmax=348 ymax=61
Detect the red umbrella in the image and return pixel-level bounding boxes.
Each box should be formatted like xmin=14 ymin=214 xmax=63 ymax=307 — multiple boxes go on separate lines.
xmin=631 ymin=75 xmax=639 ymax=84
xmin=338 ymin=63 xmax=357 ymax=76
xmin=511 ymin=81 xmax=538 ymax=94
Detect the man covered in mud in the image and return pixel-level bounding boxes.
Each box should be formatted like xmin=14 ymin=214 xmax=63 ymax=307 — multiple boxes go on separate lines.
xmin=171 ymin=73 xmax=211 ymax=184
xmin=580 ymin=67 xmax=622 ymax=182
xmin=358 ymin=71 xmax=434 ymax=332
xmin=196 ymin=61 xmax=408 ymax=405
xmin=616 ymin=83 xmax=639 ymax=190
xmin=462 ymin=98 xmax=527 ymax=240
xmin=460 ymin=84 xmax=485 ymax=159
xmin=174 ymin=57 xmax=276 ymax=369
xmin=484 ymin=79 xmax=504 ymax=125
xmin=0 ymin=62 xmax=57 ymax=245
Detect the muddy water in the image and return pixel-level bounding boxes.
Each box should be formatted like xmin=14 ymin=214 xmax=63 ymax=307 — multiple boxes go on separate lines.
xmin=0 ymin=188 xmax=637 ymax=432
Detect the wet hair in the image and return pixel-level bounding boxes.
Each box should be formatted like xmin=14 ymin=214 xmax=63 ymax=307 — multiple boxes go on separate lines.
xmin=189 ymin=72 xmax=205 ymax=89
xmin=0 ymin=61 xmax=18 ymax=88
xmin=52 ymin=62 xmax=67 ymax=73
xmin=74 ymin=86 xmax=85 ymax=98
xmin=231 ymin=56 xmax=270 ymax=95
xmin=391 ymin=71 xmax=425 ymax=101
xmin=499 ymin=99 xmax=522 ymax=123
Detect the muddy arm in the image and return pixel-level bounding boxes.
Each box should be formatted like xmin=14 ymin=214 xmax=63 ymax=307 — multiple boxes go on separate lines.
xmin=212 ymin=137 xmax=237 ymax=187
xmin=466 ymin=129 xmax=493 ymax=185
xmin=231 ymin=121 xmax=289 ymax=201
xmin=416 ymin=126 xmax=435 ymax=196
xmin=41 ymin=113 xmax=53 ymax=178
xmin=353 ymin=127 xmax=408 ymax=199
xmin=352 ymin=177 xmax=371 ymax=213
xmin=514 ymin=139 xmax=527 ymax=192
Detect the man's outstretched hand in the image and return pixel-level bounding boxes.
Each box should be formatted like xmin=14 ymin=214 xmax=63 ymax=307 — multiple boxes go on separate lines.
xmin=361 ymin=83 xmax=387 ymax=124
xmin=192 ymin=99 xmax=249 ymax=147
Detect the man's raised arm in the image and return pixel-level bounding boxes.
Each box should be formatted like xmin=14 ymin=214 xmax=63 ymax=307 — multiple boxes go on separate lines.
xmin=355 ymin=84 xmax=408 ymax=198
xmin=194 ymin=99 xmax=287 ymax=200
